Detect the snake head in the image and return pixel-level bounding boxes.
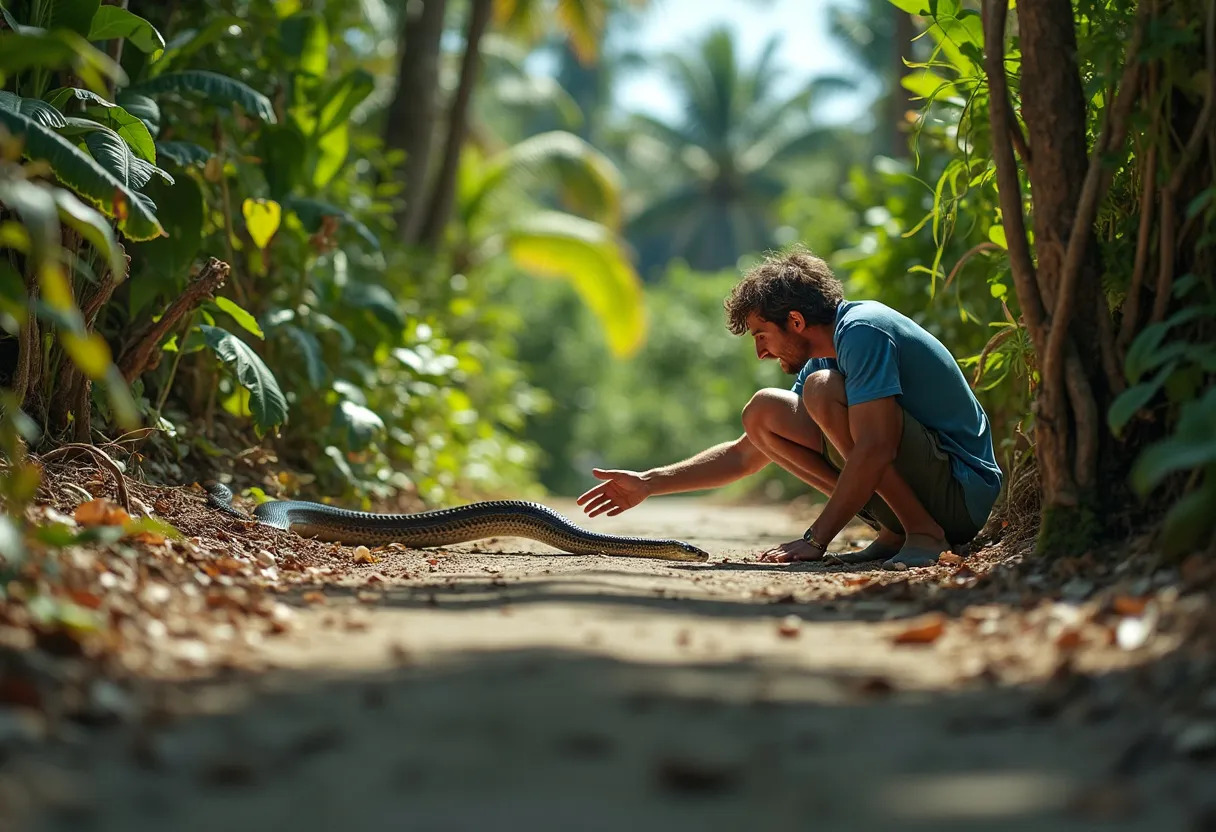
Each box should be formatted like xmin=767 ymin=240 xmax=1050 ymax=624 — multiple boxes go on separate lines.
xmin=676 ymin=541 xmax=710 ymax=561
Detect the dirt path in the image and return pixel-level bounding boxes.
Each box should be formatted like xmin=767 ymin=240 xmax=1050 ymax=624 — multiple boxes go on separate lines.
xmin=9 ymin=497 xmax=1213 ymax=831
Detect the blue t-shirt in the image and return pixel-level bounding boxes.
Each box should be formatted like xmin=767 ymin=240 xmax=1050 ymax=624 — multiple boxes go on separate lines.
xmin=790 ymin=300 xmax=1003 ymax=528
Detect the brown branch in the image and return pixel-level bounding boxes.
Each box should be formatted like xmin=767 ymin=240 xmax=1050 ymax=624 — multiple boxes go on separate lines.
xmin=1096 ymin=297 xmax=1126 ymax=395
xmin=118 ymin=258 xmax=229 ymax=383
xmin=1118 ymin=106 xmax=1158 ymax=349
xmin=1063 ymin=350 xmax=1099 ymax=491
xmin=971 ymin=326 xmax=1016 ymax=388
xmin=38 ymin=443 xmax=131 ymax=514
xmin=1153 ymin=0 xmax=1216 ymax=322
xmin=945 ymin=242 xmax=1001 ymax=290
xmin=1007 ymin=99 xmax=1032 ymax=174
xmin=1041 ymin=3 xmax=1148 ymax=403
xmin=983 ymin=0 xmax=1047 ymax=351
xmin=12 ymin=301 xmax=37 ymax=406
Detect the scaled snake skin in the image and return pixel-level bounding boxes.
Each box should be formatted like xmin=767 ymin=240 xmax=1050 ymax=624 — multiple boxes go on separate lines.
xmin=204 ymin=481 xmax=710 ymax=562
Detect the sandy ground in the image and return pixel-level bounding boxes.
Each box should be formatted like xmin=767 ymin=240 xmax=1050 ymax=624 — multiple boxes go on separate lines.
xmin=9 ymin=496 xmax=1214 ymax=831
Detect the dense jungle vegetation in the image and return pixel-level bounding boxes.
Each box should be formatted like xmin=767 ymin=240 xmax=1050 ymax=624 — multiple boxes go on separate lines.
xmin=1 ymin=0 xmax=1213 ymax=562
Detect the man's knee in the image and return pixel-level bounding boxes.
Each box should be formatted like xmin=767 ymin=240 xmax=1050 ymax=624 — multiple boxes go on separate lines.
xmin=741 ymin=388 xmax=789 ymax=438
xmin=800 ymin=369 xmax=845 ymax=420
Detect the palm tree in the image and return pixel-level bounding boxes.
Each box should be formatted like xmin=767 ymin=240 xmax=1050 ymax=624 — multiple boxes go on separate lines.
xmin=620 ymin=26 xmax=852 ymax=274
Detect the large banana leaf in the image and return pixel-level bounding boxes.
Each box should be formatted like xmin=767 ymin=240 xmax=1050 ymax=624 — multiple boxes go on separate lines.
xmin=46 ymin=89 xmax=158 ymax=164
xmin=87 ymin=6 xmax=165 ymax=59
xmin=466 ymin=131 xmax=622 ymax=229
xmin=127 ymin=70 xmax=276 ymax=124
xmin=0 ymin=90 xmax=65 ymax=128
xmin=503 ymin=211 xmax=645 ymax=357
xmin=0 ymin=107 xmax=163 ymax=240
xmin=115 ymin=91 xmax=159 ymax=137
xmin=46 ymin=88 xmax=157 ymax=162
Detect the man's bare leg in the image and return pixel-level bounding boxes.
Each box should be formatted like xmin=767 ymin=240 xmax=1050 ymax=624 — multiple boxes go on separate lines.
xmin=740 ymin=388 xmax=904 ymax=558
xmin=800 ymin=370 xmax=947 ymax=567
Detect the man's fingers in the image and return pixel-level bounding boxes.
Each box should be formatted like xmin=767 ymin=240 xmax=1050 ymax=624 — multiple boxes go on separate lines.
xmin=587 ymin=497 xmax=624 ymax=518
xmin=576 ymin=482 xmax=612 ymax=505
xmin=591 ymin=468 xmax=622 ymax=480
xmin=582 ymin=494 xmax=613 ymax=515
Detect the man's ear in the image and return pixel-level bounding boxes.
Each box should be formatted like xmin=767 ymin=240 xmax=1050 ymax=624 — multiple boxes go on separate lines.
xmin=787 ymin=311 xmax=806 ymax=331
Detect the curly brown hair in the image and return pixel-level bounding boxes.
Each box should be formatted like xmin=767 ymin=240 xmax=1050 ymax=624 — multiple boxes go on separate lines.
xmin=724 ymin=246 xmax=844 ymax=335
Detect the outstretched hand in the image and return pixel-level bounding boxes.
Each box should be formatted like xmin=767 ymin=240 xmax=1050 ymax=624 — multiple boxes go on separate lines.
xmin=576 ymin=468 xmax=651 ymax=518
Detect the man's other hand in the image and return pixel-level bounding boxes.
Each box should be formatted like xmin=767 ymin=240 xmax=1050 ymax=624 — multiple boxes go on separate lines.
xmin=757 ymin=538 xmax=826 ymax=563
xmin=576 ymin=468 xmax=651 ymax=517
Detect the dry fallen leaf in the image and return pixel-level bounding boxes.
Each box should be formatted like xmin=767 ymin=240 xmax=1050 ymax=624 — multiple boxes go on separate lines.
xmin=844 ymin=576 xmax=873 ymax=587
xmin=68 ymin=589 xmax=103 ymax=610
xmin=1055 ymin=628 xmax=1083 ymax=651
xmin=893 ymin=613 xmax=946 ymax=645
xmin=301 ymin=591 xmax=327 ymax=605
xmin=1112 ymin=596 xmax=1149 ymax=617
xmin=938 ymin=552 xmax=963 ymax=565
xmin=74 ymin=499 xmax=130 ymax=527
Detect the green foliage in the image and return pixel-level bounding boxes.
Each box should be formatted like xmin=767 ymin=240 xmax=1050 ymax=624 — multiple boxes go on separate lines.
xmin=512 ymin=263 xmax=796 ymax=497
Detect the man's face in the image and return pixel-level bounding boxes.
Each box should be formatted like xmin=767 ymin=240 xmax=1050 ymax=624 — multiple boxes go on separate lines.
xmin=745 ymin=311 xmax=810 ymax=375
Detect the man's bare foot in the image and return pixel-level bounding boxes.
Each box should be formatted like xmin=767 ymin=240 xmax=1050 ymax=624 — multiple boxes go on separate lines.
xmin=881 ymin=533 xmax=948 ymax=569
xmin=825 ymin=528 xmax=904 ymax=565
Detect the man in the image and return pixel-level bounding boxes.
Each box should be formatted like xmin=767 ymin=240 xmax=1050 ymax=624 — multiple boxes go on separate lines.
xmin=575 ymin=247 xmax=1003 ymax=569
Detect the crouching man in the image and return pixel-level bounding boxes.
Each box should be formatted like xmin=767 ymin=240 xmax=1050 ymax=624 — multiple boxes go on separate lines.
xmin=576 ymin=247 xmax=1003 ymax=569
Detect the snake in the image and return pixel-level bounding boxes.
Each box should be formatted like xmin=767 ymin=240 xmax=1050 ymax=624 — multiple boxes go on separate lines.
xmin=203 ymin=481 xmax=710 ymax=562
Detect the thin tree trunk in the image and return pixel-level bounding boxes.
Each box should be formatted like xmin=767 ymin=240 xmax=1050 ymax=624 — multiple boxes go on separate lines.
xmin=888 ymin=9 xmax=916 ymax=157
xmin=416 ymin=0 xmax=493 ymax=250
xmin=384 ymin=0 xmax=448 ymax=244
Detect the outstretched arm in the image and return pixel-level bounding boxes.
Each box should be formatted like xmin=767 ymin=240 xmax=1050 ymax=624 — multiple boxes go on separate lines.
xmin=577 ymin=435 xmax=768 ymax=517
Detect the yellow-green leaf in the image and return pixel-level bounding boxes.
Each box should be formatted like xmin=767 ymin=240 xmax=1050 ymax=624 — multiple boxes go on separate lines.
xmin=60 ymin=331 xmax=112 ymax=379
xmin=214 ymin=296 xmax=264 ymax=339
xmin=242 ymin=198 xmax=281 ymax=249
xmin=39 ymin=262 xmax=76 ymax=310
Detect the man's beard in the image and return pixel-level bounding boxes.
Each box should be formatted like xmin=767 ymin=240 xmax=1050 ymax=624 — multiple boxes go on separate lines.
xmin=784 ymin=357 xmax=808 ymax=376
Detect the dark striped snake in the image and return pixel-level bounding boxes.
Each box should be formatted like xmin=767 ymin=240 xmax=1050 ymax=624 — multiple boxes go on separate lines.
xmin=203 ymin=481 xmax=709 ymax=562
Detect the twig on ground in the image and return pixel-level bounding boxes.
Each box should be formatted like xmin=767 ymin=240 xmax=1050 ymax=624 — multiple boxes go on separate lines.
xmin=38 ymin=443 xmax=131 ymax=514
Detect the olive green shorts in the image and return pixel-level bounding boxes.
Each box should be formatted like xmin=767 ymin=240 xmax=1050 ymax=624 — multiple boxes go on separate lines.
xmin=822 ymin=410 xmax=980 ymax=545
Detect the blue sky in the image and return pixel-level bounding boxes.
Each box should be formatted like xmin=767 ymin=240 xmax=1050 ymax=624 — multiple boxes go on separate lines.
xmin=610 ymin=0 xmax=870 ymax=123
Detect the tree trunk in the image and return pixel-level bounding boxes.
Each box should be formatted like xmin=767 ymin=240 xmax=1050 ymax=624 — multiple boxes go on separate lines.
xmin=416 ymin=0 xmax=493 ymax=250
xmin=985 ymin=0 xmax=1116 ymax=555
xmin=383 ymin=0 xmax=448 ymax=244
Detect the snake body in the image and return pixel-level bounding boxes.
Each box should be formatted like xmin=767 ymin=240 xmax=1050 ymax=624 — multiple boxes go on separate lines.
xmin=203 ymin=481 xmax=709 ymax=562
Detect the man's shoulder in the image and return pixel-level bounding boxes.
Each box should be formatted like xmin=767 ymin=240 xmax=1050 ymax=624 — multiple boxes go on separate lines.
xmin=837 ymin=299 xmax=902 ymax=331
